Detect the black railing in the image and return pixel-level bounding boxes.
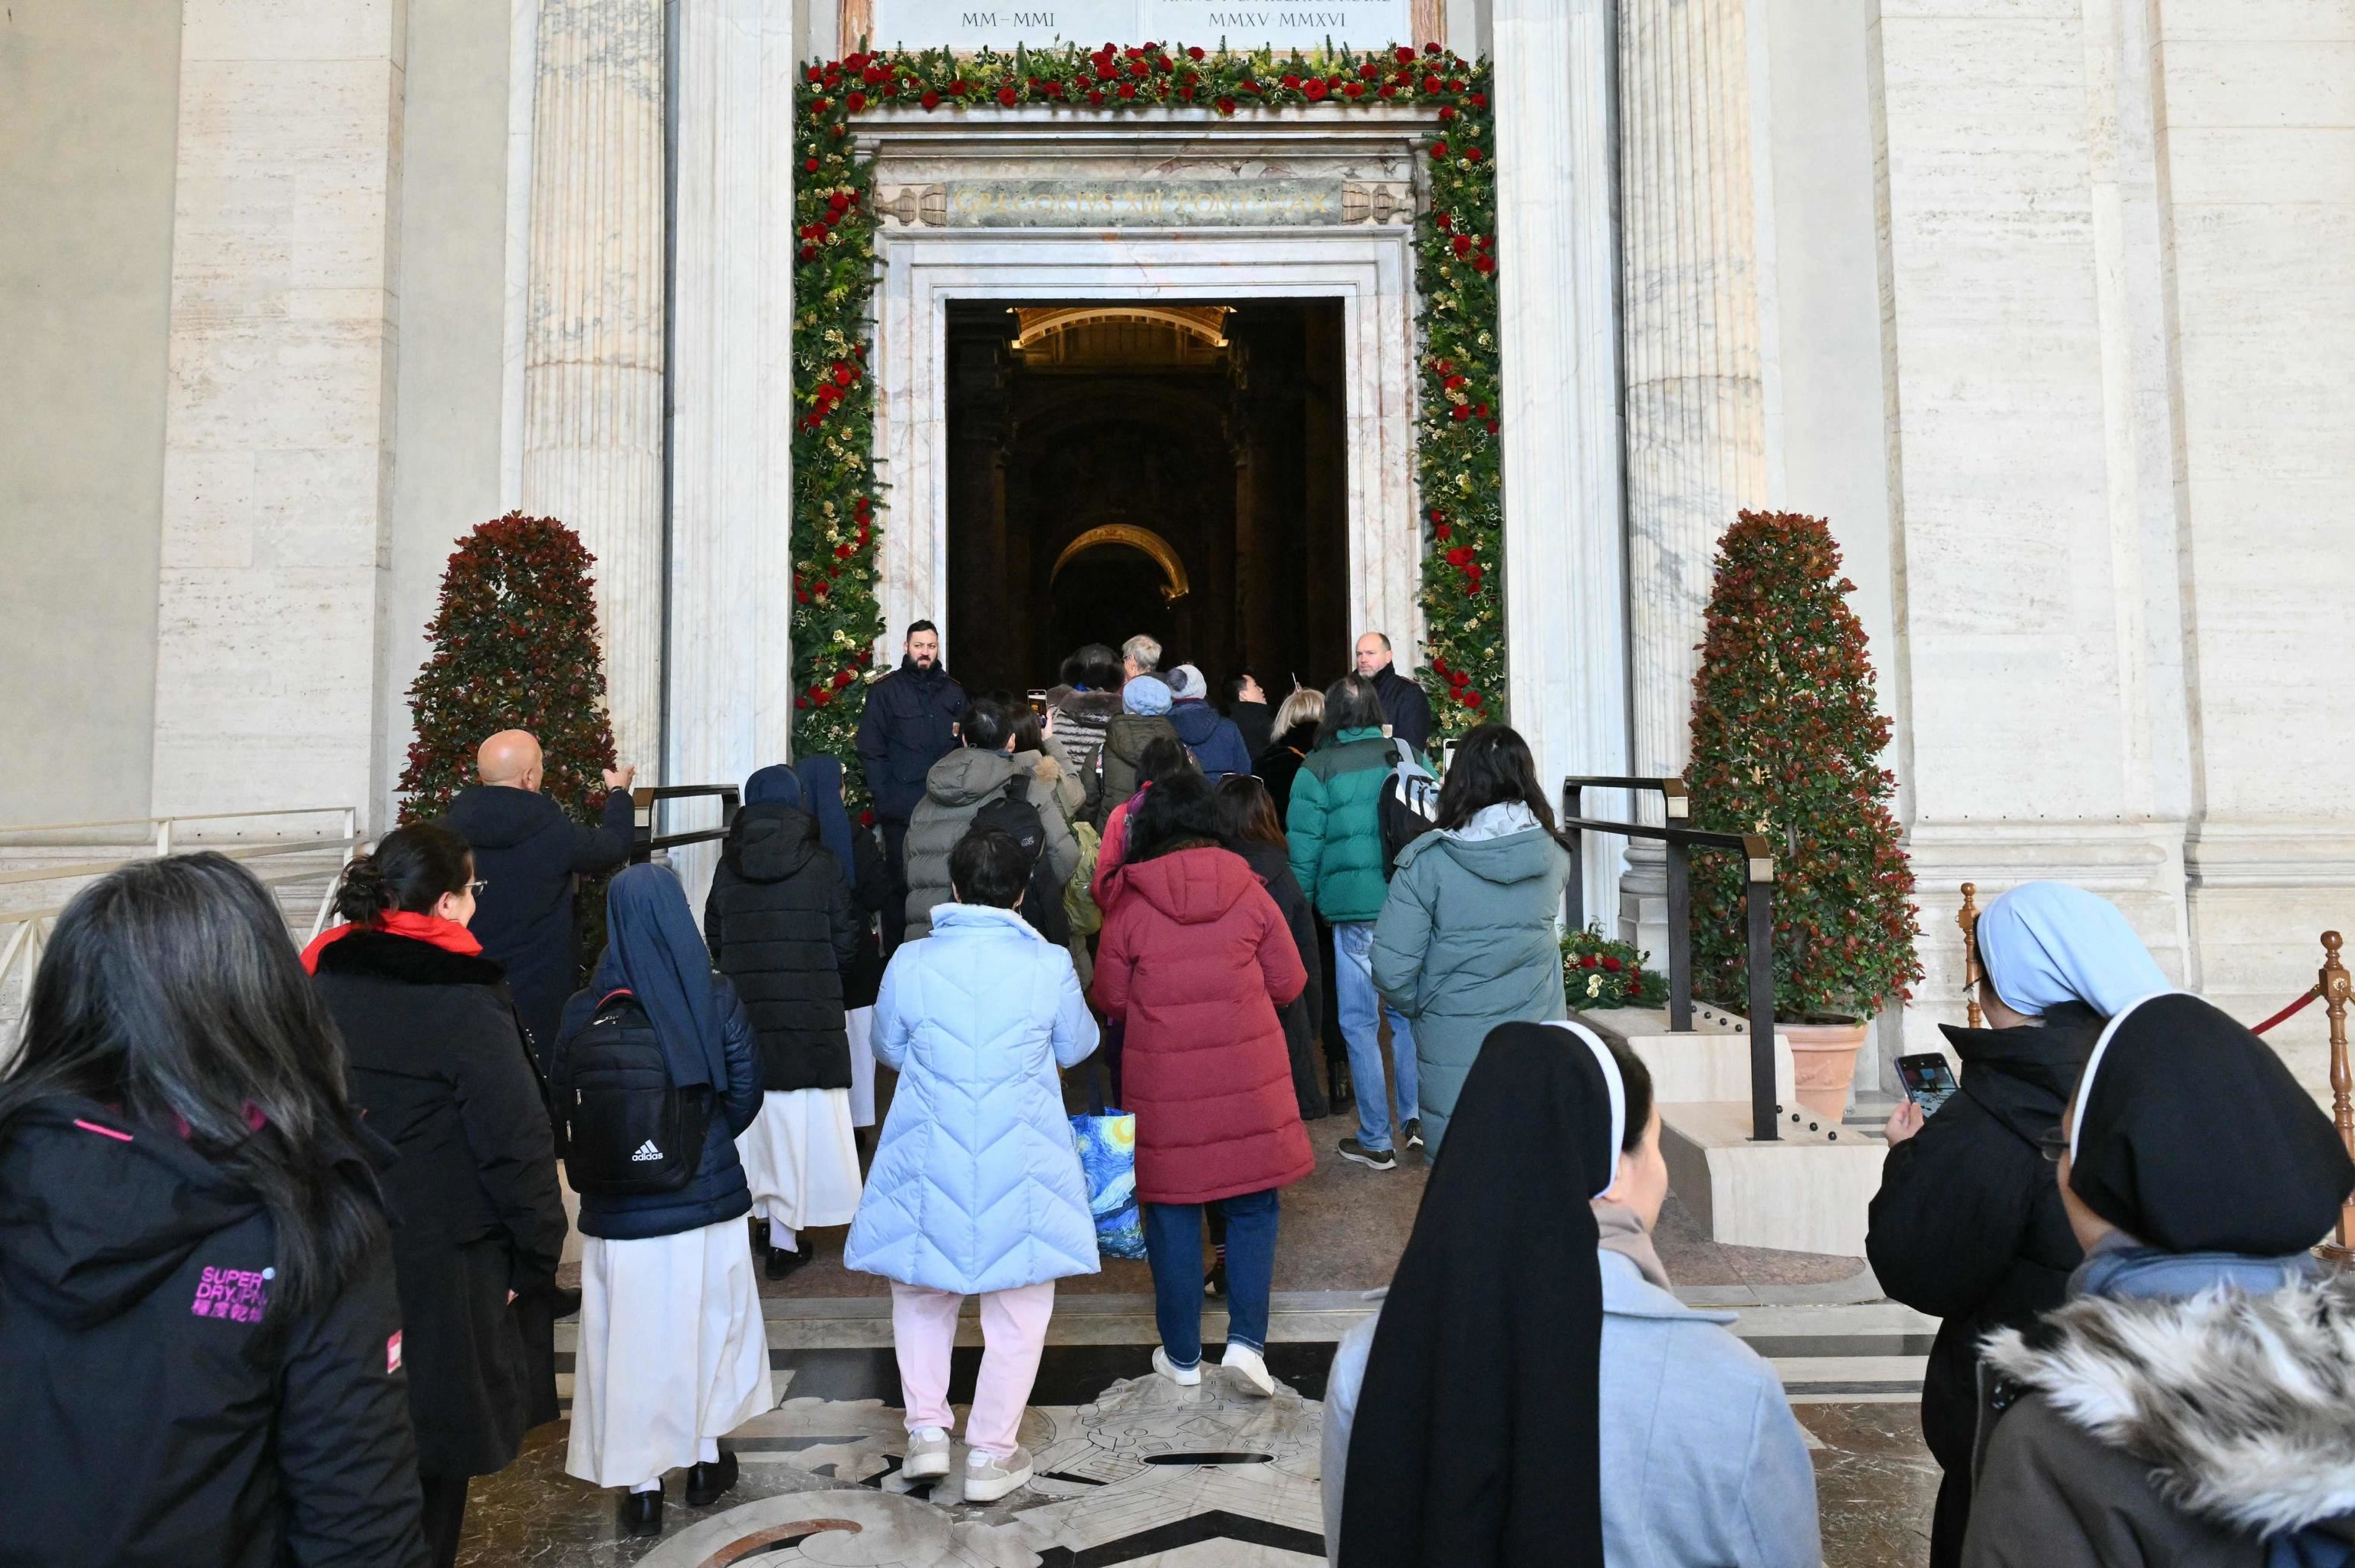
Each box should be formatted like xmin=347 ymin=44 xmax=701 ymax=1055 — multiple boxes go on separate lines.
xmin=1562 ymin=776 xmax=1782 ymax=1142
xmin=628 ymin=785 xmax=741 ymax=863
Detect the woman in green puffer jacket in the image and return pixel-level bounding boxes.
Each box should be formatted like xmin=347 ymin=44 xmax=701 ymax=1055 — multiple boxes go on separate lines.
xmin=1370 ymin=724 xmax=1573 ymax=1156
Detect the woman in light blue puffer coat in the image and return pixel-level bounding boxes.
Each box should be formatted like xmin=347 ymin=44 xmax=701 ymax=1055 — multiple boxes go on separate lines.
xmin=842 ymin=828 xmax=1101 ymax=1502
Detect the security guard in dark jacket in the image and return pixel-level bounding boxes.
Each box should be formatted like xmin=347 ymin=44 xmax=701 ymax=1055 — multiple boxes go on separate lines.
xmin=852 ymin=622 xmax=966 ymax=952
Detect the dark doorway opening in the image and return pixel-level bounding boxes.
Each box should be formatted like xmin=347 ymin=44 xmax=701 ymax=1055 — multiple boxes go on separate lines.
xmin=944 ymin=300 xmax=1350 ymax=705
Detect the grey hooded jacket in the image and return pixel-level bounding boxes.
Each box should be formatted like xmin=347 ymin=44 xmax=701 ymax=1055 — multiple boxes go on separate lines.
xmin=902 ymin=747 xmax=1081 ymax=941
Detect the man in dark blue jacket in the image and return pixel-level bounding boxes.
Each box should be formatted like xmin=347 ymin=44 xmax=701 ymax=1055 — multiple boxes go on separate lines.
xmin=1164 ymin=663 xmax=1253 ymax=781
xmin=853 ymin=621 xmax=966 ymax=952
xmin=1356 ymin=631 xmax=1435 ymax=757
xmin=445 ymin=730 xmax=636 ymax=1064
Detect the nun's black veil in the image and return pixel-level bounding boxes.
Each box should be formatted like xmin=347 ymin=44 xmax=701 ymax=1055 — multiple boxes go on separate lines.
xmin=2070 ymin=992 xmax=2354 ymax=1255
xmin=1338 ymin=1022 xmax=1610 ymax=1567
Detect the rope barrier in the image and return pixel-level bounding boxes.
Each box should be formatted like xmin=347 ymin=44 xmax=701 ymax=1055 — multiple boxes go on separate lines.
xmin=2252 ymin=986 xmax=2322 ymax=1037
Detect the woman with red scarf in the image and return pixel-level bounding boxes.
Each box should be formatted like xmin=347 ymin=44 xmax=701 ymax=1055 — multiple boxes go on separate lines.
xmin=307 ymin=823 xmax=567 ymax=1568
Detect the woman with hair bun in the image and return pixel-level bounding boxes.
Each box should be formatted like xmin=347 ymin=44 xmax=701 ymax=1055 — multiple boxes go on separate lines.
xmin=307 ymin=822 xmax=567 ymax=1567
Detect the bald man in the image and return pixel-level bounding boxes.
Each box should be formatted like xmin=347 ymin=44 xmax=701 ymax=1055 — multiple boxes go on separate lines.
xmin=1355 ymin=631 xmax=1434 ymax=757
xmin=445 ymin=730 xmax=637 ymax=1064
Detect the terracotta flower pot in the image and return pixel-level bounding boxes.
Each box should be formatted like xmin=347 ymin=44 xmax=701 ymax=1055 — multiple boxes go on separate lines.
xmin=1783 ymin=1018 xmax=1870 ymax=1123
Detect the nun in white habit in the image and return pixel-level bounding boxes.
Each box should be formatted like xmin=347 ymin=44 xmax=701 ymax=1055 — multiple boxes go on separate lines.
xmin=553 ymin=865 xmax=774 ymax=1537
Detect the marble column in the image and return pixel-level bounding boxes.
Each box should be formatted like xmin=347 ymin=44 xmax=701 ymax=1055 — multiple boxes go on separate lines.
xmin=1492 ymin=0 xmax=1629 ymax=924
xmin=665 ymin=0 xmax=800 ymax=905
xmin=523 ymin=0 xmax=668 ymax=770
xmin=1615 ymin=0 xmax=1769 ymax=948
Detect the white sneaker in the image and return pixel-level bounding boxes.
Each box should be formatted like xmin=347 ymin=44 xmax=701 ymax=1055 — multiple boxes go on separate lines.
xmin=962 ymin=1444 xmax=1033 ymax=1504
xmin=1152 ymin=1346 xmax=1202 ymax=1386
xmin=1222 ymin=1342 xmax=1276 ymax=1398
xmin=903 ymin=1425 xmax=951 ymax=1479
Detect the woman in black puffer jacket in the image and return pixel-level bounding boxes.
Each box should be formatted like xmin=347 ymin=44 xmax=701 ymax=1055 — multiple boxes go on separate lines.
xmin=705 ymin=764 xmax=862 ymax=1281
xmin=1216 ymin=776 xmax=1327 ymax=1124
xmin=309 ymin=823 xmax=567 ymax=1568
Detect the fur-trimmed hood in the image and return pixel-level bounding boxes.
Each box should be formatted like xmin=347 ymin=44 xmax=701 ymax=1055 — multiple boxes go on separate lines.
xmin=1982 ymin=1269 xmax=2355 ymax=1537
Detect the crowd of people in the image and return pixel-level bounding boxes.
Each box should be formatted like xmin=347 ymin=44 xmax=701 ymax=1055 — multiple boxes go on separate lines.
xmin=2 ymin=620 xmax=2351 ymax=1567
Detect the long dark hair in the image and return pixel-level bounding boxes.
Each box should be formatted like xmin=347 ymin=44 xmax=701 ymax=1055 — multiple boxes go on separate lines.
xmin=332 ymin=822 xmax=471 ymax=923
xmin=1215 ymin=773 xmax=1286 ymax=850
xmin=1136 ymin=736 xmax=1197 ymax=792
xmin=0 ymin=853 xmax=387 ymax=1320
xmin=1128 ymin=772 xmax=1232 ymax=861
xmin=1432 ymin=723 xmax=1566 ymax=844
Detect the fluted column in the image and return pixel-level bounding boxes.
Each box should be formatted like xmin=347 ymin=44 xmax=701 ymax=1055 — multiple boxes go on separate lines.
xmin=523 ymin=0 xmax=667 ymax=769
xmin=1616 ymin=0 xmax=1769 ymax=951
xmin=1620 ymin=0 xmax=1769 ymax=783
xmin=1493 ymin=0 xmax=1630 ymax=925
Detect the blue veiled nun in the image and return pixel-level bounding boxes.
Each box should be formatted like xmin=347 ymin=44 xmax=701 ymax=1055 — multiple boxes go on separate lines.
xmin=706 ymin=759 xmax=865 ymax=1283
xmin=1972 ymin=881 xmax=2171 ymax=1019
xmin=553 ymin=864 xmax=769 ymax=1534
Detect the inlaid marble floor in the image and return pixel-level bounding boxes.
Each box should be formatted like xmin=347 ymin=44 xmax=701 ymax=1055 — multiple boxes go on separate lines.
xmin=458 ymin=1317 xmax=1942 ymax=1566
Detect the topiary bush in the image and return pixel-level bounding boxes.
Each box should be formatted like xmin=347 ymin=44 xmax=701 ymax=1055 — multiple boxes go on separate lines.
xmin=1686 ymin=510 xmax=1921 ymax=1019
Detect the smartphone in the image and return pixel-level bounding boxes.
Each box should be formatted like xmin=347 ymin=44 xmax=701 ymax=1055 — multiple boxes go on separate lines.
xmin=1897 ymin=1054 xmax=1959 ymax=1117
xmin=1027 ymin=690 xmax=1049 ymax=717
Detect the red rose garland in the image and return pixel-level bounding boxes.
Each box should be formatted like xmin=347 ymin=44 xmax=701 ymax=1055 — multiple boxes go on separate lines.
xmin=793 ymin=42 xmax=1504 ymax=800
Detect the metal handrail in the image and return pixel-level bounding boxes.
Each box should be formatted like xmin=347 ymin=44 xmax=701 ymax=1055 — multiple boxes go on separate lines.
xmin=1561 ymin=779 xmax=1783 ymax=1141
xmin=628 ymin=785 xmax=741 ymax=862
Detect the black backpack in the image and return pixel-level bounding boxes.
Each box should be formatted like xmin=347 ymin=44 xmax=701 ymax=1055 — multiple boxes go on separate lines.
xmin=547 ymin=989 xmax=713 ymax=1197
xmin=971 ymin=781 xmax=1072 ymax=946
xmin=1378 ymin=741 xmax=1441 ymax=878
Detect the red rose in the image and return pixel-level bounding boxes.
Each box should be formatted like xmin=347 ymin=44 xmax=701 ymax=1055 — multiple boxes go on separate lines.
xmin=811 ymin=579 xmax=829 ymax=598
xmin=1463 ymin=691 xmax=1483 ymax=707
xmin=1446 ymin=546 xmax=1474 ymax=568
xmin=1359 ymin=61 xmax=1381 ymax=80
xmin=798 ymin=244 xmax=816 ymax=261
xmin=1463 ymin=145 xmax=1483 ymax=162
xmin=997 ymin=84 xmax=1017 ymax=105
xmin=1280 ymin=73 xmax=1302 ymax=89
xmin=833 ymin=543 xmax=855 ymax=559
xmin=1344 ymin=81 xmax=1365 ymax=99
xmin=1444 ymin=373 xmax=1467 ymax=389
xmin=1433 ymin=655 xmax=1450 ymax=675
xmin=1580 ymin=953 xmax=1599 ymax=970
xmin=827 ymin=190 xmax=849 ymax=210
xmin=803 ymin=156 xmax=820 ymax=172
xmin=1470 ymin=91 xmax=1488 ymax=109
xmin=1429 ymin=140 xmax=1448 ymax=160
xmin=1434 ymin=212 xmax=1453 ymax=231
xmin=949 ymin=79 xmax=968 ymax=95
xmin=1423 ymin=73 xmax=1443 ymax=92
xmin=919 ymin=90 xmax=940 ymax=109
xmin=1043 ymin=79 xmax=1064 ymax=96
xmin=823 ymin=71 xmax=841 ymax=89
xmin=795 ymin=694 xmax=811 ymax=708
xmin=1451 ymin=405 xmax=1471 ymax=422
xmin=1439 ymin=104 xmax=1457 ymax=121
xmin=1240 ymin=78 xmax=1259 ymax=93
xmin=1485 ymin=418 xmax=1499 ymax=434
xmin=1425 ymin=42 xmax=1443 ymax=55
xmin=1448 ymin=668 xmax=1468 ymax=687
xmin=1473 ymin=254 xmax=1496 ymax=274
xmin=831 ymin=362 xmax=853 ymax=385
xmin=1097 ymin=60 xmax=1118 ymax=80
xmin=1434 ymin=522 xmax=1452 ymax=540
xmin=1216 ymin=97 xmax=1236 ymax=115
xmin=1474 ymin=402 xmax=1490 ymax=418
xmin=833 ymin=668 xmax=856 ymax=688
xmin=795 ymin=588 xmax=812 ymax=604
xmin=1117 ymin=81 xmax=1136 ymax=98
xmin=1379 ymin=84 xmax=1398 ymax=99
xmin=1447 ymin=77 xmax=1464 ymax=91
xmin=1601 ymin=955 xmax=1623 ymax=973
xmin=812 ymin=688 xmax=832 ymax=707
xmin=1451 ymin=235 xmax=1471 ymax=257
xmin=847 ymin=91 xmax=866 ymax=111
xmin=1129 ymin=57 xmax=1149 ymax=77
xmin=859 ymin=809 xmax=875 ymax=828
xmin=1428 ymin=505 xmax=1446 ymax=522
xmin=806 ymin=65 xmax=823 ymax=84
xmin=1177 ymin=84 xmax=1195 ymax=100
xmin=1088 ymin=89 xmax=1105 ymax=104
xmin=1303 ymin=77 xmax=1329 ymax=100
xmin=1188 ymin=44 xmax=1205 ymax=60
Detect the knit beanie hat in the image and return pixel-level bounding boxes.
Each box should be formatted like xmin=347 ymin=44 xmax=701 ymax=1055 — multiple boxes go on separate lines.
xmin=1168 ymin=664 xmax=1208 ymax=701
xmin=1123 ymin=675 xmax=1173 ymax=716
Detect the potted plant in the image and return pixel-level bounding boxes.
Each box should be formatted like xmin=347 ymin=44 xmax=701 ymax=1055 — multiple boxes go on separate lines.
xmin=1685 ymin=511 xmax=1922 ymax=1119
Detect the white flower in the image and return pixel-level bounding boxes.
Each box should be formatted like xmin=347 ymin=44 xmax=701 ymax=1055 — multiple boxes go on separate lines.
xmin=1586 ymin=974 xmax=1603 ymax=997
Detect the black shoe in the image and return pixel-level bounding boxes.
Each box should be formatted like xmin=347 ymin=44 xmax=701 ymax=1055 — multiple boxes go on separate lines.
xmin=684 ymin=1451 xmax=738 ymax=1507
xmin=765 ymin=1245 xmax=810 ymax=1282
xmin=1338 ymin=1137 xmax=1397 ymax=1171
xmin=547 ymin=1284 xmax=583 ymax=1320
xmin=619 ymin=1488 xmax=663 ymax=1537
xmin=1402 ymin=1118 xmax=1424 ymax=1151
xmin=1204 ymin=1258 xmax=1227 ymax=1299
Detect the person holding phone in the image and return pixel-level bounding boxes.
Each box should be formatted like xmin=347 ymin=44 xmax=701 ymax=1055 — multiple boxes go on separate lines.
xmin=1864 ymin=883 xmax=2169 ymax=1568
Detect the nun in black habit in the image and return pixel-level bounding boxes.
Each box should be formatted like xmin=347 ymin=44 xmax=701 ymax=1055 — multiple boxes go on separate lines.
xmin=1962 ymin=992 xmax=2355 ymax=1568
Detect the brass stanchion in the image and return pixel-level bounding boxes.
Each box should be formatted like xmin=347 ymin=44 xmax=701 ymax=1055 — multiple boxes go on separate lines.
xmin=1959 ymin=883 xmax=1984 ymax=1029
xmin=2323 ymin=932 xmax=2353 ymax=1264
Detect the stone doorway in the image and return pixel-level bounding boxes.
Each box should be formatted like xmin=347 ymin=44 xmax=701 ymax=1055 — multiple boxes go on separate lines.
xmin=944 ymin=300 xmax=1351 ymax=698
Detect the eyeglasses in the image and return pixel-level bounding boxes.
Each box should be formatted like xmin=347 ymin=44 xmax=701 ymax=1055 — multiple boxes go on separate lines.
xmin=465 ymin=879 xmax=491 ymax=897
xmin=2037 ymin=1126 xmax=2070 ymax=1163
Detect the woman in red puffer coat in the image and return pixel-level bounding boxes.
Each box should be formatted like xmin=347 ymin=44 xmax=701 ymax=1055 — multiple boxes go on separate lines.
xmin=1092 ymin=772 xmax=1310 ymax=1400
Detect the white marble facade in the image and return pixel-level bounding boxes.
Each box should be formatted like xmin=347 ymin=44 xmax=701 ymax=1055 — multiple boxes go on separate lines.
xmin=76 ymin=0 xmax=2355 ymax=1101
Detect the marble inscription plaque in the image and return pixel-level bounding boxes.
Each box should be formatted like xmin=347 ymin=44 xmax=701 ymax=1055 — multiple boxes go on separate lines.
xmin=869 ymin=1 xmax=1413 ymax=51
xmin=944 ymin=179 xmax=1343 ymax=227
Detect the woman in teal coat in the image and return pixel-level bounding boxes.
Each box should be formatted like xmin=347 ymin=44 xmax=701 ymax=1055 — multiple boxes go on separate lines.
xmin=1370 ymin=725 xmax=1573 ymax=1154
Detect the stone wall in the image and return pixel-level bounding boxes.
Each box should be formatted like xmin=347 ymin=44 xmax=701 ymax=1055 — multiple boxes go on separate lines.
xmin=0 ymin=0 xmax=182 ymax=826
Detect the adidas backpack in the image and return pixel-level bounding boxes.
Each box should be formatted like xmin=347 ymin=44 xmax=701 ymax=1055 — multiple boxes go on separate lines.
xmin=971 ymin=779 xmax=1072 ymax=946
xmin=547 ymin=989 xmax=713 ymax=1197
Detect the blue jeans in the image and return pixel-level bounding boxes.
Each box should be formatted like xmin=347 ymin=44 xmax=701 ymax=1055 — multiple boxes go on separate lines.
xmin=1332 ymin=920 xmax=1418 ymax=1150
xmin=1144 ymin=1189 xmax=1279 ymax=1367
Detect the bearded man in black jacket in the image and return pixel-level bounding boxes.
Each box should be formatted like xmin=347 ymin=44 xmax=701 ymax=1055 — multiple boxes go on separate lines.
xmin=852 ymin=621 xmax=966 ymax=953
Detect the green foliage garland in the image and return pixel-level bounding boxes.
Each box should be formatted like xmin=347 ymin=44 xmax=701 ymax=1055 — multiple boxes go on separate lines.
xmin=1563 ymin=924 xmax=1668 ymax=1011
xmin=791 ymin=41 xmax=1505 ymax=802
xmin=1686 ymin=511 xmax=1922 ymax=1019
xmin=396 ymin=514 xmax=620 ymax=828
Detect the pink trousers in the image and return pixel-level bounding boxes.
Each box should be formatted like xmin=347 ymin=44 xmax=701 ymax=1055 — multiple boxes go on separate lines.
xmin=888 ymin=1279 xmax=1056 ymax=1461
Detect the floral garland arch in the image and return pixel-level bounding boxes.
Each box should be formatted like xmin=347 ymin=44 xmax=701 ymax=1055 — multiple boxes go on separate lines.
xmin=791 ymin=40 xmax=1503 ymax=797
